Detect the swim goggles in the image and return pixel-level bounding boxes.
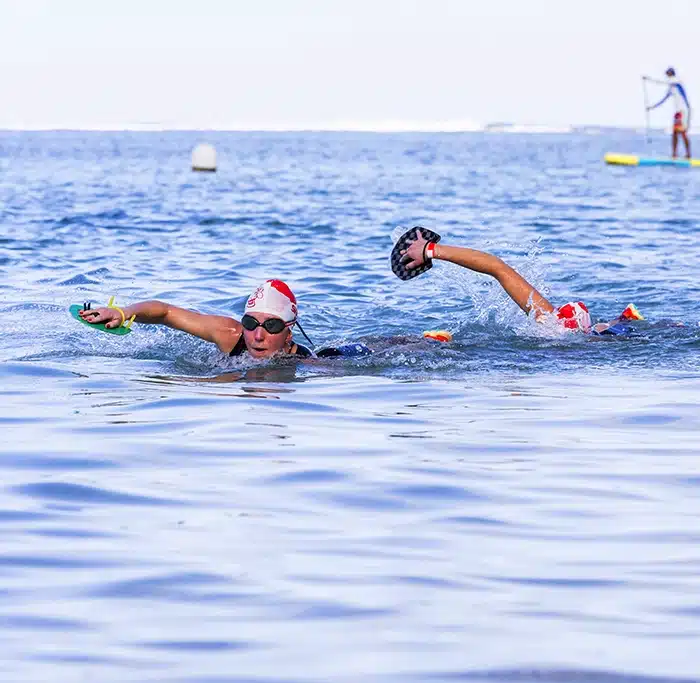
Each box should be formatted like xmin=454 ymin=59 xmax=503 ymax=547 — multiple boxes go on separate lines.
xmin=240 ymin=314 xmax=291 ymax=335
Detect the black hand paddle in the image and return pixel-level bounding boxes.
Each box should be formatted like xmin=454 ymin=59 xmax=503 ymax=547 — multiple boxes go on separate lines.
xmin=390 ymin=226 xmax=442 ymax=281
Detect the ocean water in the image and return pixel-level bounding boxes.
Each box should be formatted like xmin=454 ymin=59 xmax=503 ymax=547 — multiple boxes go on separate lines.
xmin=1 ymin=131 xmax=700 ymax=683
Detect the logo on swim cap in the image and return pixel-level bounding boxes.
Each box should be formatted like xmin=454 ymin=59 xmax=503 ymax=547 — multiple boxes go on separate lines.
xmin=244 ymin=279 xmax=298 ymax=323
xmin=557 ymin=301 xmax=591 ymax=332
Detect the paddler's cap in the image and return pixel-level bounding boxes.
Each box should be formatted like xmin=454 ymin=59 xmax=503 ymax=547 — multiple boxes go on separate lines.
xmin=245 ymin=279 xmax=298 ymax=323
xmin=666 ymin=67 xmax=676 ymax=77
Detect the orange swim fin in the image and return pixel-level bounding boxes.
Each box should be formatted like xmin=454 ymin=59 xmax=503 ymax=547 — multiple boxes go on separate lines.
xmin=618 ymin=303 xmax=644 ymax=321
xmin=423 ymin=330 xmax=453 ymax=342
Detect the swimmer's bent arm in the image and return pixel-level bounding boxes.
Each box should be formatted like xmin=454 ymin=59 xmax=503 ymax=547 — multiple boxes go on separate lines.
xmin=433 ymin=244 xmax=554 ymax=317
xmin=400 ymin=231 xmax=554 ymax=318
xmin=78 ymin=300 xmax=242 ymax=352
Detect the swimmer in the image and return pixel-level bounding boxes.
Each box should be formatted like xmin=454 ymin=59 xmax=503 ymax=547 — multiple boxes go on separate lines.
xmin=78 ymin=279 xmax=314 ymax=359
xmin=399 ymin=229 xmax=644 ymax=335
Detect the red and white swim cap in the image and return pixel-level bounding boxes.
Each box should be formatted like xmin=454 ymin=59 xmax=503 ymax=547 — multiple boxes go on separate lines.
xmin=556 ymin=301 xmax=591 ymax=332
xmin=245 ymin=279 xmax=298 ymax=323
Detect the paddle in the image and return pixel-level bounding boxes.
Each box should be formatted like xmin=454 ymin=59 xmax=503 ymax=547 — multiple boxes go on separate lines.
xmin=390 ymin=226 xmax=442 ymax=281
xmin=68 ymin=303 xmax=133 ymax=336
xmin=642 ymin=76 xmax=652 ymax=147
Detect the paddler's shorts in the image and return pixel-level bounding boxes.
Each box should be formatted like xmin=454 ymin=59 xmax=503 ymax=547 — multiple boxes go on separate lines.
xmin=674 ymin=111 xmax=687 ymax=133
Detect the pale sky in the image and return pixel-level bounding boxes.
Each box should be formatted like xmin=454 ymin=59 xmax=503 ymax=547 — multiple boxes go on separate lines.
xmin=0 ymin=0 xmax=696 ymax=130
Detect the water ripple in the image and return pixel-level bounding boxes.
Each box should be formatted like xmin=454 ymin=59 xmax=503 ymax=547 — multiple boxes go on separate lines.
xmin=1 ymin=131 xmax=700 ymax=682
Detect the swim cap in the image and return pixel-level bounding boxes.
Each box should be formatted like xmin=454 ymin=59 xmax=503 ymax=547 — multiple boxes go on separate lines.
xmin=556 ymin=301 xmax=591 ymax=332
xmin=245 ymin=279 xmax=298 ymax=323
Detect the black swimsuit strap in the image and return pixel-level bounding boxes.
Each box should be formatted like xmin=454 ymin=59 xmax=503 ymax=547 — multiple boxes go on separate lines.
xmin=292 ymin=343 xmax=313 ymax=358
xmin=228 ymin=335 xmax=247 ymax=357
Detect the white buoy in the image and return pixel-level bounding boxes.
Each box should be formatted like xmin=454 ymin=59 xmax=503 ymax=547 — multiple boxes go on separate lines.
xmin=191 ymin=143 xmax=217 ymax=172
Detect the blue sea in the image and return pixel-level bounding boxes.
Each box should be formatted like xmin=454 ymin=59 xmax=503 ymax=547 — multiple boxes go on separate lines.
xmin=1 ymin=131 xmax=700 ymax=683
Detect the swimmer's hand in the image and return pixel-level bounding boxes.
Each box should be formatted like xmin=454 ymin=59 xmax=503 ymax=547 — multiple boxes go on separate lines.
xmin=400 ymin=228 xmax=430 ymax=269
xmin=78 ymin=306 xmax=122 ymax=329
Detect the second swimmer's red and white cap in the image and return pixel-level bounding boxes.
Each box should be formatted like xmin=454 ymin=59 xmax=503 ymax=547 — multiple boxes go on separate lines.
xmin=556 ymin=301 xmax=591 ymax=331
xmin=245 ymin=279 xmax=298 ymax=323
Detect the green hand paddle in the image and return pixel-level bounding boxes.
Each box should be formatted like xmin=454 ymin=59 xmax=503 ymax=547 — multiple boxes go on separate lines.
xmin=69 ymin=304 xmax=132 ymax=336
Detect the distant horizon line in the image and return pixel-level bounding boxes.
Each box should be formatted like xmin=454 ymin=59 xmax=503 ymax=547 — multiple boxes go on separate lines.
xmin=0 ymin=122 xmax=670 ymax=134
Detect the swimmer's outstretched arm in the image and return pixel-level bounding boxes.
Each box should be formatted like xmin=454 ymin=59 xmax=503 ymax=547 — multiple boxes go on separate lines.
xmin=79 ymin=300 xmax=242 ymax=352
xmin=401 ymin=230 xmax=554 ymax=317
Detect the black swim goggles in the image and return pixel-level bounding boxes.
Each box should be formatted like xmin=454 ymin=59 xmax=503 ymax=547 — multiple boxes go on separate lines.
xmin=240 ymin=314 xmax=291 ymax=335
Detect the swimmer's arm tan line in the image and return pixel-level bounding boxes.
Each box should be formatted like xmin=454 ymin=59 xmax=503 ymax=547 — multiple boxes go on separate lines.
xmin=432 ymin=244 xmax=555 ymax=317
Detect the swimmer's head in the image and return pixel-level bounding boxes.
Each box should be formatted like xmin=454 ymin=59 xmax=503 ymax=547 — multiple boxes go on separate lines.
xmin=556 ymin=301 xmax=591 ymax=332
xmin=666 ymin=67 xmax=676 ymax=78
xmin=242 ymin=279 xmax=298 ymax=358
